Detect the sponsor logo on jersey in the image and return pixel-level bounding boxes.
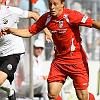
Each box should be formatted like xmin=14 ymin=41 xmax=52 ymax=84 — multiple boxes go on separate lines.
xmin=7 ymin=64 xmax=12 ymax=70
xmin=2 ymin=18 xmax=8 ymax=24
xmin=50 ymin=28 xmax=67 ymax=34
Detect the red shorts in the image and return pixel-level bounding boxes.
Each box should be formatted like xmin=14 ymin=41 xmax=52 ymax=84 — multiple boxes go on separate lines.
xmin=47 ymin=60 xmax=89 ymax=90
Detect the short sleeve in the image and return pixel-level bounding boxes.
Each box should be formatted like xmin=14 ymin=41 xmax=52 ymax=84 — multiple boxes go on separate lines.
xmin=68 ymin=10 xmax=94 ymax=27
xmin=29 ymin=14 xmax=47 ymax=35
xmin=8 ymin=6 xmax=28 ymax=18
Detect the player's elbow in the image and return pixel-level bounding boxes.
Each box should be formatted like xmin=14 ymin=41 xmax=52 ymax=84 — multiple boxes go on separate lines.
xmin=48 ymin=93 xmax=58 ymax=99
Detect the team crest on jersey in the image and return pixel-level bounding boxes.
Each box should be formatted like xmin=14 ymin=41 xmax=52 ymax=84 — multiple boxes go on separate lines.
xmin=59 ymin=21 xmax=63 ymax=28
xmin=2 ymin=18 xmax=8 ymax=24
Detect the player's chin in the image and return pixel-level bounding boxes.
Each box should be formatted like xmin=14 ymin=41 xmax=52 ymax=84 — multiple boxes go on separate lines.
xmin=51 ymin=12 xmax=57 ymax=17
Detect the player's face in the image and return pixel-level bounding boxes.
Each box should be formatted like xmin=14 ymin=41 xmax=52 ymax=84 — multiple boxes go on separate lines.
xmin=48 ymin=0 xmax=65 ymax=17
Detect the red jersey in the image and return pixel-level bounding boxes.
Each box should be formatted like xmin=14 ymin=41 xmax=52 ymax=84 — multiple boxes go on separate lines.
xmin=29 ymin=8 xmax=94 ymax=64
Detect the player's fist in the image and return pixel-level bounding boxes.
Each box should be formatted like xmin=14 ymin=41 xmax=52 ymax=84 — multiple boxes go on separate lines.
xmin=1 ymin=27 xmax=11 ymax=35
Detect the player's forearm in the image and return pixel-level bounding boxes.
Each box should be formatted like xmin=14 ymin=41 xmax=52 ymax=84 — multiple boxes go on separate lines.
xmin=28 ymin=11 xmax=40 ymax=21
xmin=2 ymin=27 xmax=33 ymax=38
xmin=9 ymin=28 xmax=33 ymax=38
xmin=43 ymin=28 xmax=51 ymax=35
xmin=43 ymin=28 xmax=53 ymax=43
xmin=92 ymin=21 xmax=100 ymax=30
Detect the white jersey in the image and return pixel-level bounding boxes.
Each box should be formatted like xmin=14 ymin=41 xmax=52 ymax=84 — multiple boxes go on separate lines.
xmin=0 ymin=5 xmax=28 ymax=57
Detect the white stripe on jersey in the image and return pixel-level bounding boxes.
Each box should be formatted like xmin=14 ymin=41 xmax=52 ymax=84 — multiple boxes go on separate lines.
xmin=63 ymin=14 xmax=71 ymax=24
xmin=45 ymin=14 xmax=52 ymax=26
xmin=81 ymin=15 xmax=88 ymax=23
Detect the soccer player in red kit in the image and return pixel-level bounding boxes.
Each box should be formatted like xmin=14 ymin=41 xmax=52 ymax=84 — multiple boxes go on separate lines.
xmin=2 ymin=0 xmax=100 ymax=100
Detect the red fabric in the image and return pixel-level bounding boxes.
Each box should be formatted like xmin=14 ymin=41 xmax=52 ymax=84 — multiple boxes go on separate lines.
xmin=89 ymin=93 xmax=95 ymax=100
xmin=29 ymin=8 xmax=94 ymax=64
xmin=30 ymin=0 xmax=38 ymax=4
xmin=2 ymin=0 xmax=6 ymax=5
xmin=2 ymin=0 xmax=6 ymax=2
xmin=47 ymin=60 xmax=89 ymax=90
xmin=55 ymin=95 xmax=62 ymax=100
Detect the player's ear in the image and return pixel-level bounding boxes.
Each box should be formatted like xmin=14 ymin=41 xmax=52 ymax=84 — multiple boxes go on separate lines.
xmin=61 ymin=1 xmax=65 ymax=8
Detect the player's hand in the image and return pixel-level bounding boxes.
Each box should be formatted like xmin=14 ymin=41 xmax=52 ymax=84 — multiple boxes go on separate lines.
xmin=45 ymin=33 xmax=53 ymax=43
xmin=1 ymin=27 xmax=11 ymax=35
xmin=42 ymin=76 xmax=48 ymax=80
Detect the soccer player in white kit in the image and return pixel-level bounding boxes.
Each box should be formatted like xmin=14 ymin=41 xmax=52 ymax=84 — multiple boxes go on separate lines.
xmin=0 ymin=0 xmax=51 ymax=100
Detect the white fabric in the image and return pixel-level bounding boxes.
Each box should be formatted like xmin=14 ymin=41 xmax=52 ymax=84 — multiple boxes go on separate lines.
xmin=33 ymin=39 xmax=45 ymax=48
xmin=32 ymin=56 xmax=49 ymax=100
xmin=33 ymin=55 xmax=43 ymax=78
xmin=0 ymin=5 xmax=28 ymax=57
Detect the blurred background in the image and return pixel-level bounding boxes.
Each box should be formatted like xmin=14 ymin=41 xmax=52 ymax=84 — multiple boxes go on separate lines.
xmin=0 ymin=0 xmax=100 ymax=100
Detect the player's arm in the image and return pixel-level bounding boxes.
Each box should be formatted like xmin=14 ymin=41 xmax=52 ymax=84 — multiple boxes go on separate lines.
xmin=92 ymin=20 xmax=100 ymax=30
xmin=28 ymin=11 xmax=40 ymax=21
xmin=2 ymin=28 xmax=33 ymax=38
xmin=2 ymin=27 xmax=53 ymax=42
xmin=28 ymin=11 xmax=53 ymax=42
xmin=1 ymin=27 xmax=53 ymax=42
xmin=43 ymin=28 xmax=53 ymax=43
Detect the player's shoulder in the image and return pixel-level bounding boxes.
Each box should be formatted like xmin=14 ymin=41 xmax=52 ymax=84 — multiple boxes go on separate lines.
xmin=41 ymin=12 xmax=51 ymax=18
xmin=1 ymin=4 xmax=18 ymax=9
xmin=1 ymin=5 xmax=14 ymax=12
xmin=3 ymin=4 xmax=12 ymax=9
xmin=4 ymin=5 xmax=21 ymax=11
xmin=64 ymin=8 xmax=80 ymax=14
xmin=1 ymin=5 xmax=8 ymax=9
xmin=1 ymin=5 xmax=11 ymax=14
